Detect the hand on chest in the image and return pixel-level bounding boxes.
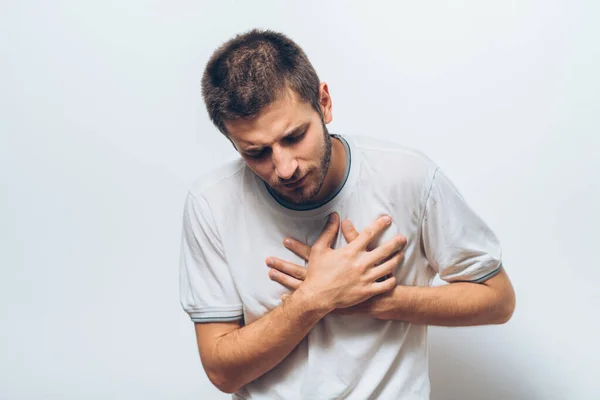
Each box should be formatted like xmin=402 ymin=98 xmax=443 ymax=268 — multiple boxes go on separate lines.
xmin=227 ymin=207 xmax=409 ymax=321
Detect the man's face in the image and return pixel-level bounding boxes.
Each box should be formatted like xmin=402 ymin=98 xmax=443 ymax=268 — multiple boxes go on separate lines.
xmin=225 ymin=88 xmax=333 ymax=205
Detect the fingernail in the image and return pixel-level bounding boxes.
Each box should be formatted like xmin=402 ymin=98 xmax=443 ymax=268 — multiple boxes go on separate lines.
xmin=329 ymin=213 xmax=337 ymax=222
xmin=382 ymin=216 xmax=391 ymax=224
xmin=267 ymin=258 xmax=274 ymax=266
xmin=284 ymin=239 xmax=292 ymax=246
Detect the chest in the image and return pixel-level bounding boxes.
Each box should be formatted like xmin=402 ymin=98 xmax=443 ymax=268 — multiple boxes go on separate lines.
xmin=222 ymin=191 xmax=424 ymax=323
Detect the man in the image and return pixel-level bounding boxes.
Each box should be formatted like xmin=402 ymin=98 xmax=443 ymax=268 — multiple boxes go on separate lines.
xmin=180 ymin=29 xmax=515 ymax=399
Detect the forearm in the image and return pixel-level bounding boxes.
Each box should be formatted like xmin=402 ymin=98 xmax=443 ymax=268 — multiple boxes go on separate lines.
xmin=371 ymin=278 xmax=515 ymax=326
xmin=206 ymin=287 xmax=331 ymax=393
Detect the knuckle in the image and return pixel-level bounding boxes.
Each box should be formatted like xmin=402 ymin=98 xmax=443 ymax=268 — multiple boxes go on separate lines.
xmin=385 ymin=242 xmax=397 ymax=255
xmin=387 ymin=263 xmax=396 ymax=274
xmin=351 ymin=260 xmax=363 ymax=271
xmin=395 ymin=236 xmax=405 ymax=248
xmin=385 ymin=276 xmax=397 ymax=288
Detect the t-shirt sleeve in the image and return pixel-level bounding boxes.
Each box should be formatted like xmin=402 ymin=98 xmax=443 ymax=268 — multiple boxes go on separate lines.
xmin=420 ymin=168 xmax=503 ymax=283
xmin=179 ymin=192 xmax=243 ymax=323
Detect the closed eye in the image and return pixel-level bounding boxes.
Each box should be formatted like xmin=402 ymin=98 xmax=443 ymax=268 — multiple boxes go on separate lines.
xmin=243 ymin=130 xmax=306 ymax=159
xmin=245 ymin=149 xmax=268 ymax=159
xmin=285 ymin=131 xmax=306 ymax=144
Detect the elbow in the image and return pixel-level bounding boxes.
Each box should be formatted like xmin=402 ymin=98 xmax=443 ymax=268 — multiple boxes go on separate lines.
xmin=494 ymin=292 xmax=516 ymax=324
xmin=206 ymin=369 xmax=241 ymax=394
xmin=495 ymin=306 xmax=514 ymax=324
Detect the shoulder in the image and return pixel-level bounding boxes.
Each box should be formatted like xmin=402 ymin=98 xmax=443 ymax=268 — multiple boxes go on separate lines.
xmin=187 ymin=158 xmax=247 ymax=203
xmin=349 ymin=135 xmax=437 ymax=169
xmin=346 ymin=134 xmax=439 ymax=192
xmin=183 ymin=158 xmax=251 ymax=228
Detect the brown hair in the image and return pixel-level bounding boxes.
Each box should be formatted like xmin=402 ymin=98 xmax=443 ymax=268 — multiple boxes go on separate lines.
xmin=201 ymin=29 xmax=322 ymax=135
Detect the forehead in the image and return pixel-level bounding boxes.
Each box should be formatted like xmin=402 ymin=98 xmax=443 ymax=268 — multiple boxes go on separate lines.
xmin=225 ymin=91 xmax=315 ymax=147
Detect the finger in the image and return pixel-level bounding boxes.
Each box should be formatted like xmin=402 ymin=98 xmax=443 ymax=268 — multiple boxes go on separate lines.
xmin=269 ymin=268 xmax=302 ymax=290
xmin=370 ymin=275 xmax=398 ymax=295
xmin=367 ymin=250 xmax=404 ymax=282
xmin=367 ymin=234 xmax=407 ymax=265
xmin=352 ymin=215 xmax=392 ymax=250
xmin=313 ymin=212 xmax=340 ymax=250
xmin=343 ymin=219 xmax=377 ymax=251
xmin=341 ymin=219 xmax=360 ymax=244
xmin=283 ymin=237 xmax=311 ymax=261
xmin=266 ymin=258 xmax=307 ymax=281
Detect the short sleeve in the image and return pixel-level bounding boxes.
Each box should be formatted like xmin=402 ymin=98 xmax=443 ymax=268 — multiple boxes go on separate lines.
xmin=421 ymin=168 xmax=502 ymax=283
xmin=179 ymin=192 xmax=243 ymax=323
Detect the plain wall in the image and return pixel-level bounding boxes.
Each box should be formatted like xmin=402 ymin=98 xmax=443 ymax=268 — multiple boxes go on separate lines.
xmin=1 ymin=1 xmax=598 ymax=399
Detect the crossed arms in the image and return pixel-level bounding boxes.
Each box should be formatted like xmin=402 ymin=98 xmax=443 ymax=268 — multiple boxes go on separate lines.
xmin=193 ymin=214 xmax=515 ymax=393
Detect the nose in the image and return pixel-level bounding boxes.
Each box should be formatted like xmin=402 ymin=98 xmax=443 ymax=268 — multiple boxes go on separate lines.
xmin=272 ymin=146 xmax=298 ymax=180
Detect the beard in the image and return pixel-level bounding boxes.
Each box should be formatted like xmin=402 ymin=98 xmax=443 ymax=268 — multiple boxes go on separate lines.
xmin=267 ymin=121 xmax=332 ymax=205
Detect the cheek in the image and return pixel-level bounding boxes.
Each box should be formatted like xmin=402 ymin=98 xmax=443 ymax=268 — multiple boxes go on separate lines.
xmin=299 ymin=137 xmax=322 ymax=165
xmin=245 ymin=159 xmax=272 ymax=180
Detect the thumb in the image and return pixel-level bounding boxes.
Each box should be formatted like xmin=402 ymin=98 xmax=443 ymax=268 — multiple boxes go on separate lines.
xmin=314 ymin=212 xmax=340 ymax=250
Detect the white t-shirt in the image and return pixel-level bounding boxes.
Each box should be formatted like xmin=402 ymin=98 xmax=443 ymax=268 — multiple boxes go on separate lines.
xmin=179 ymin=135 xmax=502 ymax=399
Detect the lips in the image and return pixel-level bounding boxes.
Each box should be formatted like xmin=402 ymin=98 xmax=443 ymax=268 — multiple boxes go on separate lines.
xmin=283 ymin=174 xmax=308 ymax=189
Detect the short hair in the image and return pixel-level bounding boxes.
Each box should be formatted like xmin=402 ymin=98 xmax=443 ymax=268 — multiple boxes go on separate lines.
xmin=201 ymin=29 xmax=322 ymax=135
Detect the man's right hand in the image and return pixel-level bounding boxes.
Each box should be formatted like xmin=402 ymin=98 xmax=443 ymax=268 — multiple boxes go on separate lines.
xmin=298 ymin=213 xmax=404 ymax=310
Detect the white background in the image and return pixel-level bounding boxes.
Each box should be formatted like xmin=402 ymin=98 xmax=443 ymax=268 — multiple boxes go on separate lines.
xmin=1 ymin=1 xmax=599 ymax=399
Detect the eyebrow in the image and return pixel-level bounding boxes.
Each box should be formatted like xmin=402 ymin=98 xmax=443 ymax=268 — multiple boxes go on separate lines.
xmin=242 ymin=122 xmax=310 ymax=152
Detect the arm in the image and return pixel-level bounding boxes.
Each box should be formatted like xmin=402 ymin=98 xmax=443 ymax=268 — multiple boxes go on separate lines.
xmin=399 ymin=166 xmax=516 ymax=325
xmin=354 ymin=267 xmax=515 ymax=325
xmin=193 ymin=214 xmax=401 ymax=393
xmin=195 ymin=287 xmax=330 ymax=393
xmin=182 ymin=193 xmax=326 ymax=393
xmin=268 ymin=219 xmax=515 ymax=326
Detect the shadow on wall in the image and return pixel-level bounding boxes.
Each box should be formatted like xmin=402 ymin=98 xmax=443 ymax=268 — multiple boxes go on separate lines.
xmin=428 ymin=328 xmax=538 ymax=400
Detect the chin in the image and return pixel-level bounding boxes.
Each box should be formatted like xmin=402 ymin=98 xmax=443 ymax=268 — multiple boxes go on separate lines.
xmin=270 ymin=171 xmax=325 ymax=205
xmin=292 ymin=185 xmax=322 ymax=205
xmin=273 ymin=185 xmax=311 ymax=205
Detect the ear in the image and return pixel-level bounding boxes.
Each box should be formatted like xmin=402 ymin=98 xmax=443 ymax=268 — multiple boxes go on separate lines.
xmin=319 ymin=82 xmax=333 ymax=124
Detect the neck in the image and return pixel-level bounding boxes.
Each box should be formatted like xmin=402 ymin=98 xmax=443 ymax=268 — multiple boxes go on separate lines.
xmin=311 ymin=135 xmax=347 ymax=203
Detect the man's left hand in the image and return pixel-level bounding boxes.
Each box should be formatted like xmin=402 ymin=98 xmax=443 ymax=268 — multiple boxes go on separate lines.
xmin=267 ymin=218 xmax=405 ymax=316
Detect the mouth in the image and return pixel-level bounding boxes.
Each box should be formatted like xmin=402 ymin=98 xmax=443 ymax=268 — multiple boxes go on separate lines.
xmin=283 ymin=174 xmax=308 ymax=189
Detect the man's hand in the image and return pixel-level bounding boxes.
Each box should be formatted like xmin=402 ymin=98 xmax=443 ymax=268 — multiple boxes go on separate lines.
xmin=266 ymin=215 xmax=407 ymax=313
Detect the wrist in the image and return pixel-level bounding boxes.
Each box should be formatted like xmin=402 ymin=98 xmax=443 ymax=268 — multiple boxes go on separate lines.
xmin=372 ymin=285 xmax=404 ymax=320
xmin=294 ymin=284 xmax=335 ymax=316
